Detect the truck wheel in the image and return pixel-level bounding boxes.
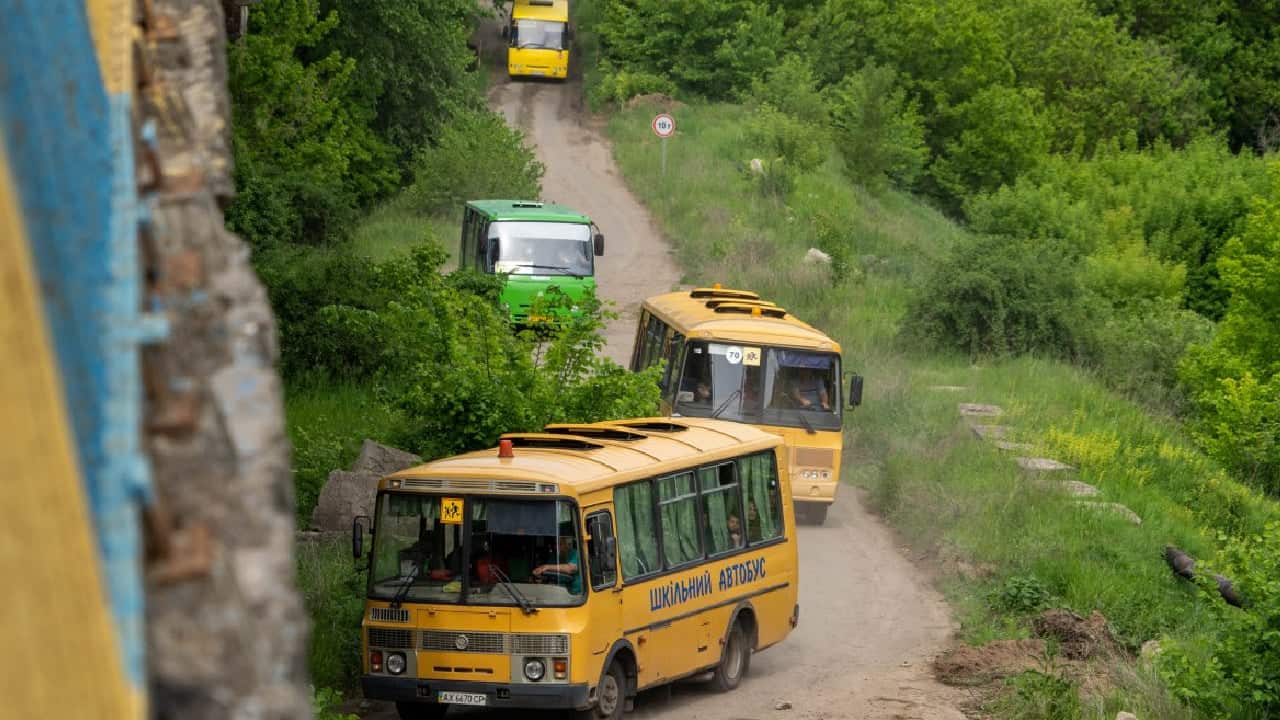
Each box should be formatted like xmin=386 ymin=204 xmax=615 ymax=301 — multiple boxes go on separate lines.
xmin=712 ymin=621 xmax=751 ymax=692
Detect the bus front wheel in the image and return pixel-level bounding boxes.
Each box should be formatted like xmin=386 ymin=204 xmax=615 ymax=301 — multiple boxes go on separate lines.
xmin=579 ymin=660 xmax=626 ymax=720
xmin=712 ymin=621 xmax=752 ymax=692
xmin=395 ymin=701 xmax=447 ymax=720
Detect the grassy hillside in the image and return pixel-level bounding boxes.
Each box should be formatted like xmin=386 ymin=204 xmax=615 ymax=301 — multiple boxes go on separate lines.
xmin=603 ymin=100 xmax=1278 ymax=717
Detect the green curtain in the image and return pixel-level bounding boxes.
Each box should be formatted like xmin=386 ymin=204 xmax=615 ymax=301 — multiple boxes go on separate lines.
xmin=741 ymin=454 xmax=779 ymax=541
xmin=659 ymin=474 xmax=701 ymax=566
xmin=616 ymin=482 xmax=657 ymax=578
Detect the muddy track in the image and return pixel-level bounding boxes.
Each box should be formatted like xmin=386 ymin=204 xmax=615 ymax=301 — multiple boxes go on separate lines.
xmin=359 ymin=19 xmax=969 ymax=720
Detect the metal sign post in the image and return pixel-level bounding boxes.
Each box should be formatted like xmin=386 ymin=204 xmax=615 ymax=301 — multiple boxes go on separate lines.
xmin=651 ymin=113 xmax=676 ymax=176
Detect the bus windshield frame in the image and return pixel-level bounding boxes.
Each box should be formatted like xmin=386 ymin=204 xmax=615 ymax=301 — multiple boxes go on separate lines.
xmin=366 ymin=492 xmax=586 ymax=608
xmin=512 ymin=18 xmax=568 ymax=50
xmin=673 ymin=341 xmax=842 ymax=432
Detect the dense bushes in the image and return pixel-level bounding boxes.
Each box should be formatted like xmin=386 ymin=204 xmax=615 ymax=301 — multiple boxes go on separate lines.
xmin=406 ymin=108 xmax=545 ymax=213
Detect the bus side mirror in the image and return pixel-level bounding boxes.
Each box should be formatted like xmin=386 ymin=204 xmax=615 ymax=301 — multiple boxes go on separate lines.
xmin=352 ymin=516 xmax=369 ymax=560
xmin=593 ymin=233 xmax=605 ymax=256
xmin=604 ymin=536 xmax=617 ymax=572
xmin=848 ymin=374 xmax=864 ymax=408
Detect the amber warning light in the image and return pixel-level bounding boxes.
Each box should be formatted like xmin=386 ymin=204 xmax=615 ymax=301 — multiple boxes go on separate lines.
xmin=498 ymin=439 xmax=515 ymax=458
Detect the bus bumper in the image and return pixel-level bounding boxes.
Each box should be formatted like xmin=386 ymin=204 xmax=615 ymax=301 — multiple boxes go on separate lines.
xmin=362 ymin=676 xmax=591 ymax=710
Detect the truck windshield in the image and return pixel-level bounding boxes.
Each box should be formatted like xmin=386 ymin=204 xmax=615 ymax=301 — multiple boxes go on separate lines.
xmin=674 ymin=342 xmax=842 ymax=432
xmin=513 ymin=19 xmax=567 ymax=50
xmin=490 ymin=221 xmax=592 ymax=277
xmin=368 ymin=493 xmax=585 ymax=607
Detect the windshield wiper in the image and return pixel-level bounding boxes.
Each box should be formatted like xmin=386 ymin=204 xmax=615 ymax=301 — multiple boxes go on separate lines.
xmin=510 ymin=263 xmax=584 ymax=278
xmin=796 ymin=410 xmax=817 ymax=435
xmin=711 ymin=388 xmax=743 ymax=419
xmin=390 ymin=557 xmax=423 ymax=608
xmin=490 ymin=565 xmax=538 ymax=616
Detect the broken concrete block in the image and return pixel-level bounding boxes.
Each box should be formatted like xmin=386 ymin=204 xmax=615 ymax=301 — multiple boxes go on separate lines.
xmin=310 ymin=470 xmax=380 ymax=532
xmin=1016 ymin=457 xmax=1074 ymax=472
xmin=994 ymin=440 xmax=1033 ymax=452
xmin=970 ymin=424 xmax=1013 ymax=441
xmin=1061 ymin=480 xmax=1101 ymax=497
xmin=928 ymin=385 xmax=968 ymax=392
xmin=959 ymin=403 xmax=1004 ymax=417
xmin=1076 ymin=501 xmax=1141 ymax=525
xmin=350 ymin=439 xmax=421 ymax=477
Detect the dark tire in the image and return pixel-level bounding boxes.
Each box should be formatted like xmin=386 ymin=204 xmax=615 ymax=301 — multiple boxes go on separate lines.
xmin=711 ymin=621 xmax=751 ymax=692
xmin=577 ymin=660 xmax=626 ymax=720
xmin=396 ymin=701 xmax=448 ymax=720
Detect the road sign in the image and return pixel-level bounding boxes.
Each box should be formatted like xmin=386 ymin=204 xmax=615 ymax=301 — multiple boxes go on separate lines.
xmin=651 ymin=113 xmax=676 ymax=138
xmin=441 ymin=497 xmax=464 ymax=525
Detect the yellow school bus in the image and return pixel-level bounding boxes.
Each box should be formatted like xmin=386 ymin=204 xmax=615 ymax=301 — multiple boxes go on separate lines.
xmin=356 ymin=417 xmax=798 ymax=720
xmin=631 ymin=287 xmax=863 ymax=525
xmin=504 ymin=0 xmax=571 ymax=80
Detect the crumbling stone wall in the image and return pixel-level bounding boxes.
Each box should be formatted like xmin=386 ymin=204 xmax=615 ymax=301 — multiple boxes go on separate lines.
xmin=138 ymin=1 xmax=310 ymax=717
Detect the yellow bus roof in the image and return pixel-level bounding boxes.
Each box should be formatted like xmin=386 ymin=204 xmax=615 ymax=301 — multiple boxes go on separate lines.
xmin=384 ymin=418 xmax=783 ymax=496
xmin=512 ymin=0 xmax=568 ymax=22
xmin=641 ymin=287 xmax=841 ymax=353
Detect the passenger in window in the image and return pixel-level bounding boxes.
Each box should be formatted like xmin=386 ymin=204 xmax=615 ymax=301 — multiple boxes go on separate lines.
xmin=533 ymin=534 xmax=582 ymax=594
xmin=746 ymin=501 xmax=763 ymax=543
xmin=695 ymin=381 xmax=712 ymax=402
xmin=727 ymin=513 xmax=744 ymax=548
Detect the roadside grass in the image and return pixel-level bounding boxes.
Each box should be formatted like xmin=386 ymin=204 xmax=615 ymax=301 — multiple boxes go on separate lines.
xmin=285 ymin=378 xmax=404 ymax=528
xmin=604 ymin=101 xmax=1279 ymax=717
xmin=298 ymin=536 xmax=366 ymax=694
xmin=352 ymin=195 xmax=458 ymax=266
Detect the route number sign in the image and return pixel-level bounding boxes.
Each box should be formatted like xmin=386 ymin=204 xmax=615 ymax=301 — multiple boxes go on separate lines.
xmin=651 ymin=113 xmax=676 ymax=138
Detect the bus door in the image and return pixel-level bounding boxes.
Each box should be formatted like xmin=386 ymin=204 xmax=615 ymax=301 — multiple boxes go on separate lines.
xmin=583 ymin=507 xmax=622 ymax=662
xmin=460 ymin=207 xmax=489 ymax=271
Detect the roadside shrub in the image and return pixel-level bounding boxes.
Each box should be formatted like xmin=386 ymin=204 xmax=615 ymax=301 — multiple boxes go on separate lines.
xmin=825 ymin=63 xmax=928 ymax=189
xmin=747 ymin=54 xmax=828 ymax=126
xmin=407 ymin=107 xmax=544 ymax=213
xmin=929 ymin=85 xmax=1051 ymax=205
xmin=901 ymin=234 xmax=1082 ymax=358
xmin=993 ymin=669 xmax=1083 ymax=720
xmin=743 ymin=104 xmax=827 ymax=197
xmin=298 ymin=538 xmax=365 ymax=692
xmin=991 ymin=575 xmax=1054 ymax=614
xmin=589 ymin=66 xmax=678 ymax=109
xmin=1160 ymin=522 xmax=1280 ymax=718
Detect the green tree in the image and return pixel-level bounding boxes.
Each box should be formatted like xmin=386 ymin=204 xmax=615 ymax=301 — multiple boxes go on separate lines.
xmin=1181 ymin=163 xmax=1280 ymax=490
xmin=929 ymin=85 xmax=1051 ymax=202
xmin=226 ymin=0 xmax=396 ymax=247
xmin=826 ymin=63 xmax=928 ymax=188
xmin=406 ymin=107 xmax=545 ymax=213
xmin=318 ymin=0 xmax=479 ymax=162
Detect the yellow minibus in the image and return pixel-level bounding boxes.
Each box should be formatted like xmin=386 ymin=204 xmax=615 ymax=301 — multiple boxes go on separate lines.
xmin=631 ymin=287 xmax=863 ymax=525
xmin=355 ymin=417 xmax=798 ymax=719
xmin=505 ymin=0 xmax=571 ymax=80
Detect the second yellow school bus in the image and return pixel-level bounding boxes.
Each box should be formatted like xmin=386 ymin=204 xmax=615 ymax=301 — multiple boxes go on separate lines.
xmin=357 ymin=417 xmax=799 ymax=720
xmin=631 ymin=286 xmax=864 ymax=525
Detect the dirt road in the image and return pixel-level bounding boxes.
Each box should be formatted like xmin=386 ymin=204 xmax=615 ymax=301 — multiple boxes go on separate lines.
xmin=485 ymin=47 xmax=680 ymax=366
xmin=358 ymin=21 xmax=968 ymax=720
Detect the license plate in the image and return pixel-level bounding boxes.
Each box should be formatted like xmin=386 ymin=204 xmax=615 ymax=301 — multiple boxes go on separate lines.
xmin=533 ymin=70 xmax=546 ymax=76
xmin=439 ymin=691 xmax=487 ymax=706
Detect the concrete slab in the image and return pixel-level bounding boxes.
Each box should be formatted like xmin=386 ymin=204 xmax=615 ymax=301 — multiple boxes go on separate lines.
xmin=1061 ymin=480 xmax=1101 ymax=497
xmin=1015 ymin=457 xmax=1074 ymax=472
xmin=970 ymin=424 xmax=1013 ymax=441
xmin=959 ymin=403 xmax=1004 ymax=417
xmin=928 ymin=385 xmax=968 ymax=392
xmin=994 ymin=440 xmax=1033 ymax=452
xmin=1075 ymin=501 xmax=1141 ymax=525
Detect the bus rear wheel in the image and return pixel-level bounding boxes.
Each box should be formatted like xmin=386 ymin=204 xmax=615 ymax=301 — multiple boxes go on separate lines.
xmin=395 ymin=701 xmax=447 ymax=720
xmin=712 ymin=621 xmax=752 ymax=692
xmin=579 ymin=660 xmax=626 ymax=720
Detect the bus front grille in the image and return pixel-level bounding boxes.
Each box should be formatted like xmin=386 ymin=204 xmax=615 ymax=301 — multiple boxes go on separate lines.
xmin=399 ymin=478 xmax=540 ymax=493
xmin=422 ymin=631 xmax=508 ymax=654
xmin=367 ymin=628 xmax=414 ymax=649
xmin=370 ymin=608 xmax=410 ymax=623
xmin=511 ymin=634 xmax=570 ymax=655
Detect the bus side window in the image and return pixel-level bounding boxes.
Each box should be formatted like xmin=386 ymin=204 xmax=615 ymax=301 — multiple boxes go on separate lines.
xmin=630 ymin=310 xmax=650 ymax=371
xmin=740 ymin=452 xmax=783 ymax=543
xmin=586 ymin=511 xmax=618 ymax=590
xmin=642 ymin=315 xmax=667 ymax=369
xmin=614 ymin=481 xmax=659 ymax=580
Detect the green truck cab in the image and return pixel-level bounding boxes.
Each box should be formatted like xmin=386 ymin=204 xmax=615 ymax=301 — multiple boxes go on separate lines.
xmin=460 ymin=200 xmax=604 ymax=325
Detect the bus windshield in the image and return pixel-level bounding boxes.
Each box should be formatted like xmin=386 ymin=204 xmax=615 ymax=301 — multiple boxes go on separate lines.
xmin=368 ymin=493 xmax=584 ymax=607
xmin=674 ymin=342 xmax=842 ymax=432
xmin=490 ymin=221 xmax=593 ymax=277
xmin=513 ymin=19 xmax=567 ymax=50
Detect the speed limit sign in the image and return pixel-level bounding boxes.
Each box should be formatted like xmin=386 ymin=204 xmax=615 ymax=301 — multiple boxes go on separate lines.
xmin=651 ymin=113 xmax=676 ymax=138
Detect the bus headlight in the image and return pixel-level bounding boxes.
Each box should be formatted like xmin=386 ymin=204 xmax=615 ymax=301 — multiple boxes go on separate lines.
xmin=386 ymin=652 xmax=406 ymax=675
xmin=524 ymin=658 xmax=546 ymax=681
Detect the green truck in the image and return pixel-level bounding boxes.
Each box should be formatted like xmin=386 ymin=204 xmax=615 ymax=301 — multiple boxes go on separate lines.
xmin=460 ymin=200 xmax=605 ymax=325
